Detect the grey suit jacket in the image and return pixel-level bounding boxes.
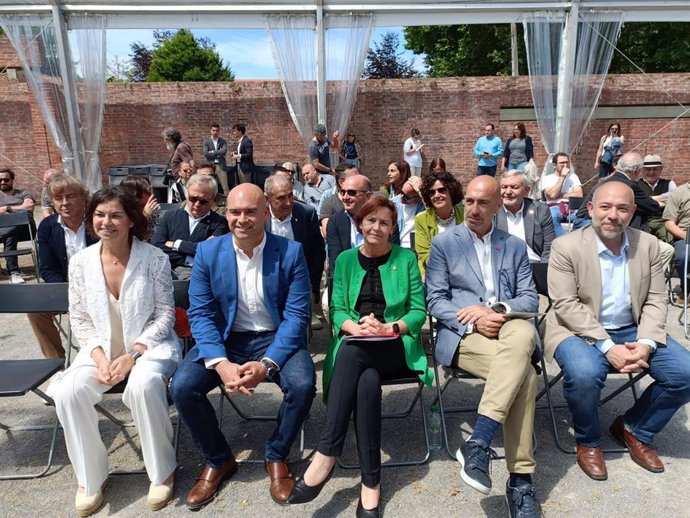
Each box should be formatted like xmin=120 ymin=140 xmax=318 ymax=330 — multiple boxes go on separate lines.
xmin=202 ymin=137 xmax=228 ymax=169
xmin=426 ymin=224 xmax=539 ymax=366
xmin=494 ymin=198 xmax=555 ymax=263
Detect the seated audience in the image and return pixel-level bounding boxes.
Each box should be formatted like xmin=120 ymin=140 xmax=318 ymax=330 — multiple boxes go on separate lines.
xmin=428 ymin=157 xmax=447 ymax=174
xmin=0 ymin=167 xmax=36 ymax=284
xmin=496 ymin=169 xmax=555 ymax=263
xmin=545 ymin=181 xmax=690 ymax=481
xmin=414 ymin=171 xmax=464 ymax=277
xmin=392 ymin=176 xmax=425 ymax=249
xmin=288 ymin=196 xmax=433 ymax=517
xmin=302 ymin=163 xmax=336 ymax=211
xmin=40 ymin=168 xmax=61 ymax=217
xmin=638 ymin=154 xmax=676 ymax=243
xmin=195 ymin=162 xmax=225 ymax=205
xmin=28 ymin=176 xmax=96 ymax=359
xmin=381 ymin=160 xmax=410 ymax=198
xmin=541 ymin=153 xmax=583 ymax=236
xmin=49 ymin=186 xmax=180 ymax=516
xmin=663 ymin=178 xmax=690 ymax=302
xmin=152 ymin=174 xmax=229 ymax=280
xmin=171 ymin=184 xmax=315 ymax=509
xmin=426 ymin=176 xmax=542 ymax=518
xmin=170 ymin=161 xmax=193 ymax=204
xmin=318 ymin=164 xmax=359 ymax=238
xmin=276 ymin=162 xmax=305 ymax=202
xmin=121 ymin=175 xmax=161 ymax=238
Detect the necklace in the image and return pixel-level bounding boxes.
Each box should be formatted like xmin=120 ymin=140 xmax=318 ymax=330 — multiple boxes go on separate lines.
xmin=437 ymin=210 xmax=454 ymax=225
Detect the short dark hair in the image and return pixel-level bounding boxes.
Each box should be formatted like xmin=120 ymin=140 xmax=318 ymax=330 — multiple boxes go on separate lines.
xmin=195 ymin=162 xmax=217 ymax=174
xmin=85 ymin=186 xmax=149 ymax=242
xmin=485 ymin=123 xmax=495 ymax=130
xmin=232 ymin=123 xmax=246 ymax=134
xmin=211 ymin=123 xmax=220 ymax=129
xmin=410 ymin=128 xmax=420 ymax=137
xmin=552 ymin=152 xmax=569 ymax=165
xmin=355 ymin=196 xmax=398 ymax=233
xmin=0 ymin=167 xmax=15 ymax=180
xmin=421 ymin=171 xmax=464 ymax=207
xmin=120 ymin=175 xmax=152 ymax=199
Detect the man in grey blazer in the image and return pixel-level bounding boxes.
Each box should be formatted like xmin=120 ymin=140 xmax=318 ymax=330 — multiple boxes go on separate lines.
xmin=426 ymin=176 xmax=541 ymax=518
xmin=495 ymin=169 xmax=555 ymax=263
xmin=202 ymin=123 xmax=229 ymax=195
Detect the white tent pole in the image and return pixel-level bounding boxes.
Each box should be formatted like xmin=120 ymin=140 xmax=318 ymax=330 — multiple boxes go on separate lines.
xmin=555 ymin=0 xmax=579 ymax=153
xmin=315 ymin=0 xmax=327 ymax=127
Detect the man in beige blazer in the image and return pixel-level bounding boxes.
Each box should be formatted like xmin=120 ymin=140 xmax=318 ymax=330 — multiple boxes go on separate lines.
xmin=545 ymin=180 xmax=690 ymax=481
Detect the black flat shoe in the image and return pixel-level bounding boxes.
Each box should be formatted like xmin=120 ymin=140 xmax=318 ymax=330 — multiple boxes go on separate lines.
xmin=356 ymin=497 xmax=380 ymax=518
xmin=286 ymin=465 xmax=335 ymax=504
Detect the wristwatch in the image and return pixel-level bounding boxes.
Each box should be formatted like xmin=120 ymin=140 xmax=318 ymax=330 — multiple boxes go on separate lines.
xmin=261 ymin=358 xmax=277 ymax=378
xmin=129 ymin=350 xmax=142 ymax=363
xmin=392 ymin=322 xmax=401 ymax=335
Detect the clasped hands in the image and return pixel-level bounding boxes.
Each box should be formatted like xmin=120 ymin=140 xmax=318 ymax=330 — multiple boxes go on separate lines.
xmin=606 ymin=342 xmax=651 ymax=373
xmin=216 ymin=360 xmax=267 ymax=396
xmin=93 ymin=345 xmax=143 ymax=386
xmin=354 ymin=313 xmax=395 ymax=336
xmin=457 ymin=305 xmax=507 ymax=339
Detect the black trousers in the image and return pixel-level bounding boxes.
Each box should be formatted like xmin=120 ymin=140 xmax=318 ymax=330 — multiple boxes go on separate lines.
xmin=317 ymin=337 xmax=409 ymax=487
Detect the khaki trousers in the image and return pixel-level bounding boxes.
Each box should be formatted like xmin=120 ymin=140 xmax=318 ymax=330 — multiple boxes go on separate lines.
xmin=658 ymin=240 xmax=675 ymax=274
xmin=454 ymin=319 xmax=537 ymax=473
xmin=26 ymin=312 xmax=65 ymax=359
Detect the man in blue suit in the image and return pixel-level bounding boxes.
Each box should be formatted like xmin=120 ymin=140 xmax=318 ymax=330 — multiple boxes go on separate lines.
xmin=426 ymin=176 xmax=541 ymax=518
xmin=171 ymin=183 xmax=316 ymax=510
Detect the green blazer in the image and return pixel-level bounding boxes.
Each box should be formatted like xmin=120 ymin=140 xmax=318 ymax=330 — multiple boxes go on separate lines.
xmin=414 ymin=205 xmax=464 ymax=275
xmin=324 ymin=244 xmax=434 ymax=400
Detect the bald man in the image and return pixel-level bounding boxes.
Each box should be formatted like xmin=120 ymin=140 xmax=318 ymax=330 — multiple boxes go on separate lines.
xmin=171 ymin=183 xmax=316 ymax=509
xmin=546 ymin=180 xmax=690 ymax=481
xmin=426 ymin=176 xmax=542 ymax=518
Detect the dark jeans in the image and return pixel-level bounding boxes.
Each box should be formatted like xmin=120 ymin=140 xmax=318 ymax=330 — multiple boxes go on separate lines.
xmin=0 ymin=220 xmax=33 ymax=273
xmin=317 ymin=338 xmax=409 ymax=487
xmin=553 ymin=327 xmax=690 ymax=446
xmin=673 ymin=239 xmax=689 ymax=281
xmin=171 ymin=331 xmax=316 ymax=467
xmin=599 ymin=161 xmax=614 ymax=178
xmin=477 ymin=165 xmax=497 ymax=177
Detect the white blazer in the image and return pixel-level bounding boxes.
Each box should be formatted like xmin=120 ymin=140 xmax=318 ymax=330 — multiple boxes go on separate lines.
xmin=67 ymin=238 xmax=180 ymax=367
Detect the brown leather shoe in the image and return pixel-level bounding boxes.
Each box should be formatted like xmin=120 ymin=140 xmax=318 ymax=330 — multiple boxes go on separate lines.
xmin=576 ymin=445 xmax=608 ymax=480
xmin=610 ymin=416 xmax=664 ymax=473
xmin=265 ymin=460 xmax=295 ymax=504
xmin=186 ymin=456 xmax=238 ymax=510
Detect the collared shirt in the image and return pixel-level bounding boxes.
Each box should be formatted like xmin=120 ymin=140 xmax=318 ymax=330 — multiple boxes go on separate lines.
xmin=173 ymin=206 xmax=210 ymax=266
xmin=400 ymin=202 xmax=418 ymax=248
xmin=502 ymin=204 xmax=541 ymax=262
xmin=236 ymin=136 xmax=243 ymax=159
xmin=642 ymin=178 xmax=676 ymax=193
xmin=204 ymin=233 xmax=276 ymax=369
xmin=594 ymin=232 xmax=656 ymax=354
xmin=57 ymin=216 xmax=86 ymax=260
xmin=468 ymin=224 xmax=496 ymax=304
xmin=346 ymin=211 xmax=364 ymax=248
xmin=269 ymin=207 xmax=294 ymax=240
xmin=212 ymin=137 xmax=219 ymax=150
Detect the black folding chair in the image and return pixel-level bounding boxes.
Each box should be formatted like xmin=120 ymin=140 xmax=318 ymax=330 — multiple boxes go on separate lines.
xmin=0 ymin=211 xmax=39 ymax=281
xmin=0 ymin=282 xmax=69 ymax=479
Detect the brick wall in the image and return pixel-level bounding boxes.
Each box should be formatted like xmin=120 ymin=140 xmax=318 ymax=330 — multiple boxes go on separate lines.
xmin=1 ymin=65 xmax=690 ymax=197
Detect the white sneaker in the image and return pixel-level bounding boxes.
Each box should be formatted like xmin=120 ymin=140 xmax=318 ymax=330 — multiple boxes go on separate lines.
xmin=10 ymin=273 xmax=24 ymax=284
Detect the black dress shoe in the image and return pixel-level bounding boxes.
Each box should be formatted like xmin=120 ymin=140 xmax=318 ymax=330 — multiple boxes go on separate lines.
xmin=286 ymin=465 xmax=334 ymax=504
xmin=356 ymin=497 xmax=380 ymax=518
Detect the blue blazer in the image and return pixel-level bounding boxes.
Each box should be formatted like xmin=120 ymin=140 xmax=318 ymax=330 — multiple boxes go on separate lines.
xmin=37 ymin=214 xmax=97 ymax=283
xmin=425 ymin=224 xmax=538 ymax=366
xmin=264 ymin=201 xmax=325 ymax=295
xmin=187 ymin=232 xmax=312 ymax=368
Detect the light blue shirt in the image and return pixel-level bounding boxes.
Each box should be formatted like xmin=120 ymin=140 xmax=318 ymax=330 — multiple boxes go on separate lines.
xmin=316 ymin=185 xmax=338 ymax=215
xmin=473 ymin=135 xmax=504 ymax=167
xmin=594 ymin=233 xmax=656 ymax=354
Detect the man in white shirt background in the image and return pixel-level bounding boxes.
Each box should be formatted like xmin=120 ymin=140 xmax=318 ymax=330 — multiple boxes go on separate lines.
xmin=541 ymin=153 xmax=583 ymax=237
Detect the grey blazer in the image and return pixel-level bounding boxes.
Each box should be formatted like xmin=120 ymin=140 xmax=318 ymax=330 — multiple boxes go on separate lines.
xmin=494 ymin=198 xmax=555 ymax=263
xmin=425 ymin=224 xmax=538 ymax=366
xmin=202 ymin=137 xmax=228 ymax=169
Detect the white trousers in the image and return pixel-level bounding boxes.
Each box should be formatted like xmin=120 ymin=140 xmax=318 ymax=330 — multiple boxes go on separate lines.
xmin=53 ymin=358 xmax=177 ymax=496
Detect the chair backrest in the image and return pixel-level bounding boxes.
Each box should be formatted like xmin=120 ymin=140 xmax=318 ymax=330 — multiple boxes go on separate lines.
xmin=173 ymin=280 xmax=190 ymax=309
xmin=531 ymin=262 xmax=549 ymax=298
xmin=568 ymin=196 xmax=585 ymax=211
xmin=0 ymin=211 xmax=32 ymax=230
xmin=0 ymin=282 xmax=69 ymax=313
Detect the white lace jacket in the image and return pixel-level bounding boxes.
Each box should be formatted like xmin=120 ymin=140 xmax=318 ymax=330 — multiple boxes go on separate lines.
xmin=67 ymin=238 xmax=180 ymax=366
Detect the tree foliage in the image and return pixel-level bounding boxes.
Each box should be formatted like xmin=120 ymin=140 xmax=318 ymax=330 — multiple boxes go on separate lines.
xmin=146 ymin=29 xmax=234 ymax=82
xmin=404 ymin=25 xmax=527 ymax=77
xmin=362 ymin=31 xmax=419 ymax=79
xmin=609 ymin=23 xmax=690 ymax=73
xmin=129 ymin=30 xmax=174 ymax=82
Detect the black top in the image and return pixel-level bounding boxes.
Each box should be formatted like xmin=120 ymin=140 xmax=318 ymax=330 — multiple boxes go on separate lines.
xmin=355 ymin=249 xmax=391 ymax=321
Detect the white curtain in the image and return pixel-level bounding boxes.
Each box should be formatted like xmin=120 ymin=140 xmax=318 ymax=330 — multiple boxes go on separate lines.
xmin=326 ymin=14 xmax=374 ymax=166
xmin=265 ymin=15 xmax=318 ymax=148
xmin=71 ymin=16 xmax=107 ymax=192
xmin=523 ymin=11 xmax=622 ymax=175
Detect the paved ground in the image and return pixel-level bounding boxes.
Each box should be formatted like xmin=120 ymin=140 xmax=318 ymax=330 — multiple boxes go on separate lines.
xmin=1 ymin=257 xmax=690 ymax=518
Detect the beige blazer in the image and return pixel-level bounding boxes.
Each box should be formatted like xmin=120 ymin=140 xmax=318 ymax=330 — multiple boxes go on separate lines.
xmin=543 ymin=226 xmax=667 ymax=361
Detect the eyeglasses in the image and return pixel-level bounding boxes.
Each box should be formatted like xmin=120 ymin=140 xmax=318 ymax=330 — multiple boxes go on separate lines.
xmin=188 ymin=196 xmax=211 ymax=206
xmin=181 ymin=169 xmax=193 ymax=173
xmin=556 ymin=161 xmax=569 ymax=165
xmin=429 ymin=187 xmax=448 ymax=196
xmin=339 ymin=189 xmax=368 ymax=197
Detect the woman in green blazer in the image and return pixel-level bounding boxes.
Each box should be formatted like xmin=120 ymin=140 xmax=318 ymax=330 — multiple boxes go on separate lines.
xmin=414 ymin=171 xmax=465 ymax=277
xmin=289 ymin=196 xmax=432 ymax=517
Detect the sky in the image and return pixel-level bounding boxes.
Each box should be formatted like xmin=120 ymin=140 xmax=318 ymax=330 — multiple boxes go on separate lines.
xmin=104 ymin=27 xmax=426 ymax=79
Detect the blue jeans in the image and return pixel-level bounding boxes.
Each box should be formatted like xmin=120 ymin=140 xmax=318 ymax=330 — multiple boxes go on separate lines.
xmin=553 ymin=327 xmax=690 ymax=446
xmin=171 ymin=331 xmax=316 ymax=467
xmin=477 ymin=165 xmax=497 ymax=177
xmin=571 ymin=216 xmax=591 ymax=230
xmin=507 ymin=161 xmax=528 ymax=171
xmin=548 ymin=205 xmax=576 ymax=237
xmin=673 ymin=240 xmax=689 ymax=280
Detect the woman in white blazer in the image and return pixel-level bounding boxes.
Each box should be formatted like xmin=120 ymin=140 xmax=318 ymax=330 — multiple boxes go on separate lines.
xmin=49 ymin=186 xmax=180 ymax=516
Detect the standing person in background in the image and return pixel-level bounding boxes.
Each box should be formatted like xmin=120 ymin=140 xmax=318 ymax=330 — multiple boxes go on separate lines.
xmin=40 ymin=168 xmax=61 ymax=217
xmin=230 ymin=123 xmax=255 ymax=185
xmin=340 ymin=132 xmax=363 ymax=170
xmin=202 ymin=123 xmax=229 ymax=195
xmin=502 ymin=123 xmax=534 ymax=172
xmin=473 ymin=123 xmax=503 ymax=177
xmin=310 ymin=125 xmax=340 ymax=176
xmin=403 ymin=128 xmax=424 ymax=176
xmin=163 ymin=128 xmax=194 ymax=179
xmin=595 ymin=122 xmax=625 ymax=178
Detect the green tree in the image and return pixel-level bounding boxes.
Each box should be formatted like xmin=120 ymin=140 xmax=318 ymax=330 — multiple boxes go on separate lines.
xmin=362 ymin=31 xmax=419 ymax=79
xmin=404 ymin=25 xmax=527 ymax=77
xmin=609 ymin=23 xmax=690 ymax=73
xmin=147 ymin=29 xmax=233 ymax=82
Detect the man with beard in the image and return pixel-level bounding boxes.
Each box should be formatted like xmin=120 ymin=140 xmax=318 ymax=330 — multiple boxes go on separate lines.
xmin=0 ymin=167 xmax=36 ymax=283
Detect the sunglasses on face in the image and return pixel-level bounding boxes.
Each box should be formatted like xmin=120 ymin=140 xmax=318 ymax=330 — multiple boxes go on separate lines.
xmin=339 ymin=189 xmax=367 ymax=197
xmin=188 ymin=196 xmax=211 ymax=206
xmin=429 ymin=187 xmax=448 ymax=196
xmin=0 ymin=178 xmax=11 ymax=183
